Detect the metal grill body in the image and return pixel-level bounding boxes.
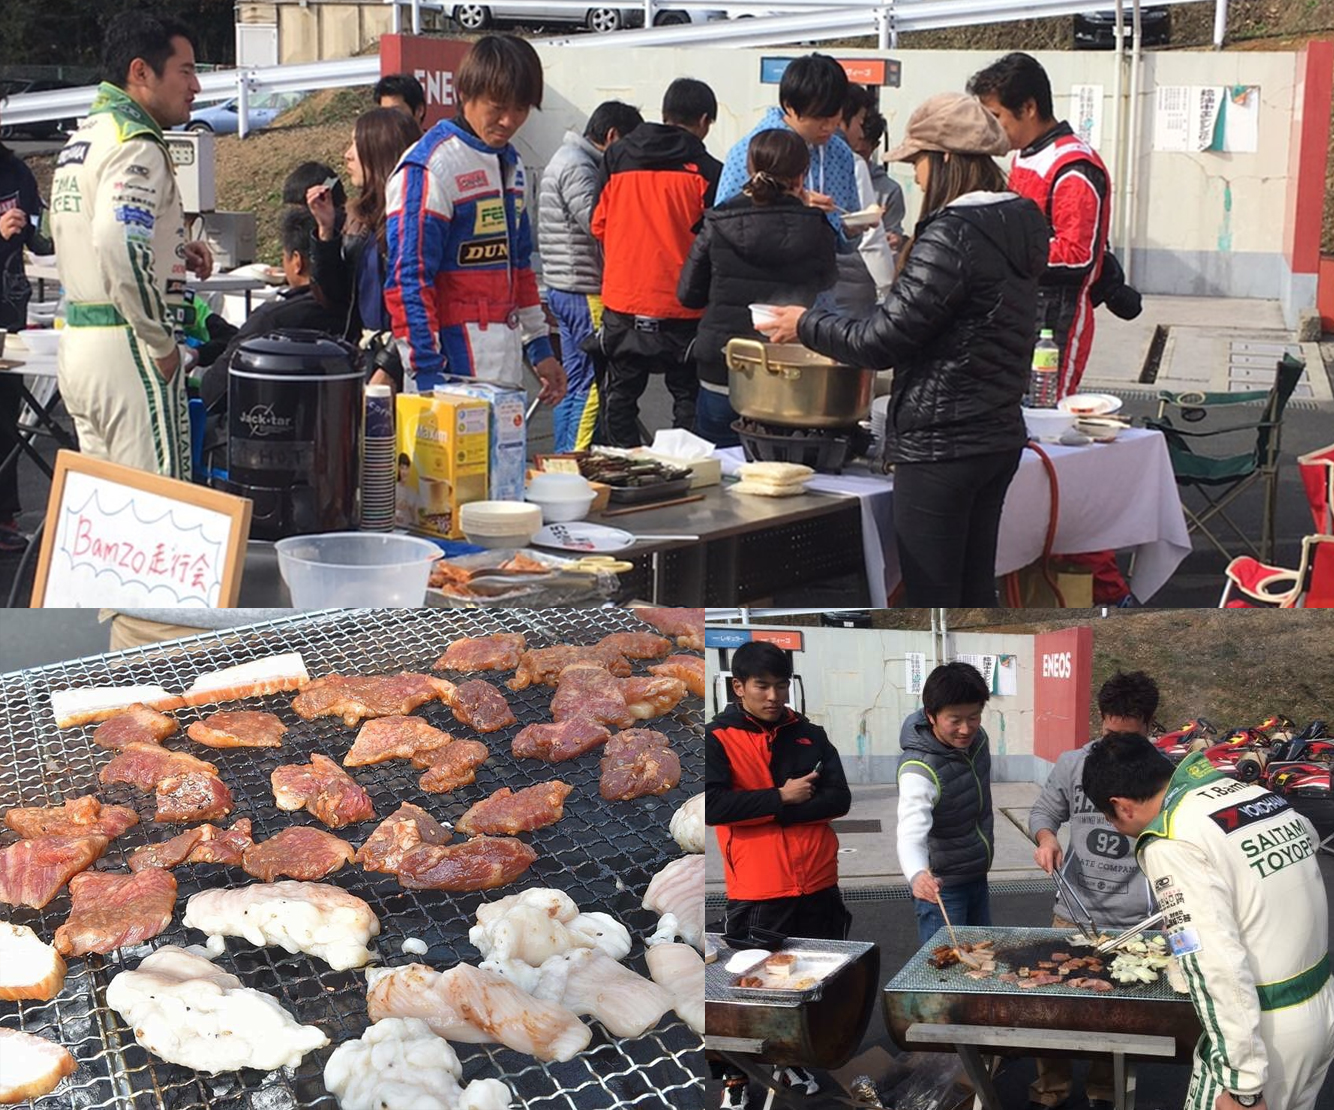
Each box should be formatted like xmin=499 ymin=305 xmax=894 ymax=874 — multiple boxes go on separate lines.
xmin=882 ymin=926 xmax=1201 ymax=1061
xmin=0 ymin=608 xmax=704 ymax=1110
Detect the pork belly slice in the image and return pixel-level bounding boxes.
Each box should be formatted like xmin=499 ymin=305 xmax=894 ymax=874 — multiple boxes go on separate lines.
xmin=0 ymin=1029 xmax=76 ymax=1104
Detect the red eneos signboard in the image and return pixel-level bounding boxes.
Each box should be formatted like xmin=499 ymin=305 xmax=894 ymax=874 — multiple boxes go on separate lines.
xmin=1033 ymin=626 xmax=1093 ymax=763
xmin=379 ymin=35 xmax=473 ymax=128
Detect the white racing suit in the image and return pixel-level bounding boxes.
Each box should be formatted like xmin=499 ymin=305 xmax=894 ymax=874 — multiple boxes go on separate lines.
xmin=50 ymin=82 xmax=190 ymax=479
xmin=1136 ymin=752 xmax=1334 ymax=1110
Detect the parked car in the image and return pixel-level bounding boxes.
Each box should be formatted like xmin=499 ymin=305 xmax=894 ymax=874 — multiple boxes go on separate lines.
xmin=451 ymin=3 xmax=718 ymax=32
xmin=1073 ymin=6 xmax=1170 ymax=49
xmin=0 ymin=78 xmax=79 ymax=139
xmin=182 ymin=91 xmax=305 ymax=135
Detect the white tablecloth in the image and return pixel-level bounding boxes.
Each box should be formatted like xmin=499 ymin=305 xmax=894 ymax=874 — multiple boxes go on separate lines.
xmin=718 ymin=427 xmax=1191 ymax=605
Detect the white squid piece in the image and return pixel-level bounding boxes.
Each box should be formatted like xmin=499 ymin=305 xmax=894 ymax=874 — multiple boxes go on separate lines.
xmin=643 ymin=855 xmax=705 ymax=951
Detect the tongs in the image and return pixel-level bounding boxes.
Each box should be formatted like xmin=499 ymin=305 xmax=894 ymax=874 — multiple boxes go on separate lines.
xmin=462 ymin=567 xmax=597 ymax=597
xmin=1050 ymin=867 xmax=1100 ymax=943
xmin=1094 ymin=910 xmax=1166 ymax=955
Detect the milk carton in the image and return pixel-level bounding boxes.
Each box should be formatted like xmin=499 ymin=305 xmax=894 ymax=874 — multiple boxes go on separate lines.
xmin=395 ymin=393 xmax=489 ymax=539
xmin=433 ymin=378 xmax=528 ymax=503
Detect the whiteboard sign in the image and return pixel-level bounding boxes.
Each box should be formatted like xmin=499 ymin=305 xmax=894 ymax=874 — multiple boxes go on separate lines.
xmin=30 ymin=451 xmax=252 ymax=608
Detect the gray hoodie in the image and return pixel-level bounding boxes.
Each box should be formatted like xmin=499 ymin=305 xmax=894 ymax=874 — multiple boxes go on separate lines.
xmin=537 ymin=130 xmax=604 ymax=294
xmin=1029 ymin=738 xmax=1157 ymax=930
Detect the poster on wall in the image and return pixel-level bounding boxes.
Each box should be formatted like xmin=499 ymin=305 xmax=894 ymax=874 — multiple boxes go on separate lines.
xmin=905 ymin=652 xmax=926 ymax=696
xmin=1070 ymin=85 xmax=1103 ymax=149
xmin=1153 ymin=84 xmax=1257 ymax=152
xmin=956 ymin=653 xmax=998 ymax=692
xmin=996 ymin=654 xmax=1018 ymax=697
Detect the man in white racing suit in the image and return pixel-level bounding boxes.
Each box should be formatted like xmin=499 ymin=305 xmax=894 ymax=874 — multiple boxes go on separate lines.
xmin=51 ymin=12 xmax=212 ymax=480
xmin=1083 ymin=733 xmax=1334 ymax=1110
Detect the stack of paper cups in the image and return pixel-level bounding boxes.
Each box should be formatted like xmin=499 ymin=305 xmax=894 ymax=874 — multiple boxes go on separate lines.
xmin=361 ymin=384 xmax=396 ymax=532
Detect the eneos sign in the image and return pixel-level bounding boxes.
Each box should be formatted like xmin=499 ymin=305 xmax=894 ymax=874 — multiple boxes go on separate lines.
xmin=379 ymin=35 xmax=472 ymax=127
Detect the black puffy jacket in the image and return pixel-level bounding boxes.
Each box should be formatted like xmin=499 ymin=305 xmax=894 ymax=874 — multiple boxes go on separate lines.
xmin=798 ymin=193 xmax=1049 ymax=463
xmin=678 ymin=193 xmax=838 ymax=387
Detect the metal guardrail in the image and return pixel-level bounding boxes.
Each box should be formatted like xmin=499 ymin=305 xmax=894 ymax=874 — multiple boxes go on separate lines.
xmin=2 ymin=0 xmax=1228 ymax=130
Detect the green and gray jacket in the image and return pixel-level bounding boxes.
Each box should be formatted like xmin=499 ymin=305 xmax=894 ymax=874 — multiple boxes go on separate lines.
xmin=50 ymin=82 xmax=186 ymax=359
xmin=896 ymin=708 xmax=994 ymax=886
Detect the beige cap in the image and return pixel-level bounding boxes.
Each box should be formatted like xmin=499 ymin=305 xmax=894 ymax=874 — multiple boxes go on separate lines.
xmin=884 ymin=92 xmax=1010 ymax=163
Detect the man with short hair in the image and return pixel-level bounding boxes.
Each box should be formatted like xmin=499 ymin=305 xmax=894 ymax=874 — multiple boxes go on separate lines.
xmin=51 ymin=10 xmax=213 ymax=480
xmin=375 ymin=73 xmax=427 ymax=127
xmin=538 ymin=99 xmax=643 ymax=452
xmin=1026 ymin=671 xmax=1162 ymax=1110
xmin=706 ymin=639 xmax=851 ymax=1108
xmin=591 ymin=77 xmax=720 ymax=445
xmin=896 ymin=661 xmax=994 ymax=943
xmin=1083 ymin=734 xmax=1334 ymax=1110
xmin=385 ymin=35 xmax=566 ymax=403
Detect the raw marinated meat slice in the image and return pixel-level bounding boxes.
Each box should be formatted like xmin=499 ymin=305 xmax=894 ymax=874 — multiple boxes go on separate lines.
xmin=0 ymin=923 xmax=67 ymax=1002
xmin=511 ymin=718 xmax=612 ymax=762
xmin=357 ymin=803 xmax=453 ymax=875
xmin=0 ymin=1029 xmax=76 ymax=1104
xmin=618 ymin=675 xmax=689 ymax=720
xmin=550 ymin=664 xmax=635 ymax=728
xmin=186 ymin=710 xmax=286 ymax=749
xmin=344 ymin=716 xmax=453 ymax=767
xmin=0 ymin=834 xmax=109 ymax=909
xmin=600 ymin=729 xmax=680 ymax=800
xmin=366 ymin=962 xmax=590 ymax=1061
xmin=5 ymin=795 xmax=140 ymax=840
xmin=417 ymin=741 xmax=489 ymax=793
xmin=155 ymin=772 xmax=234 ymax=823
xmin=507 ymin=643 xmax=632 ymax=691
xmin=54 ymin=868 xmax=177 ymax=956
xmin=128 ymin=819 xmax=254 ymax=871
xmin=92 ymin=703 xmax=179 ymax=750
xmin=643 ymin=854 xmax=705 ymax=950
xmin=630 ymin=606 xmax=704 ymax=651
xmin=100 ymin=741 xmax=219 ymax=791
xmin=396 ymin=836 xmax=537 ymax=892
xmin=291 ymin=673 xmax=456 ymax=728
xmin=242 ymin=826 xmax=356 ymax=882
xmin=432 ymin=633 xmax=527 ymax=673
xmin=271 ymin=753 xmax=375 ymax=828
xmin=447 ymin=680 xmax=516 ymax=733
xmin=455 ymin=782 xmax=573 ymax=836
xmin=648 ymin=655 xmax=705 ymax=698
xmin=597 ymin=631 xmax=673 ymax=660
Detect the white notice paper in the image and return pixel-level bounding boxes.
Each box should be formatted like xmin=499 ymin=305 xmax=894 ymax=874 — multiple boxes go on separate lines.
xmin=1070 ymin=85 xmax=1103 ymax=150
xmin=905 ymin=652 xmax=926 ymax=696
xmin=1154 ymin=85 xmax=1225 ymax=152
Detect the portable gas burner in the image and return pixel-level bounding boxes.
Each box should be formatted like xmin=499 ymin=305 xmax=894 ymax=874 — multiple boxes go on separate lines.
xmin=732 ymin=418 xmax=875 ymax=475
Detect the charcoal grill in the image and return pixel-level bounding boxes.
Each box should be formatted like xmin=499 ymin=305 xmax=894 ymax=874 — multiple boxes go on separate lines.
xmin=704 ymin=933 xmax=879 ymax=1069
xmin=884 ymin=926 xmax=1201 ymax=1110
xmin=0 ymin=608 xmax=704 ymax=1110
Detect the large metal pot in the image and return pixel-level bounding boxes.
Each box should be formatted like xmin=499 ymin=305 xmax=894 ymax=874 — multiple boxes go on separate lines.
xmin=725 ymin=338 xmax=875 ymax=429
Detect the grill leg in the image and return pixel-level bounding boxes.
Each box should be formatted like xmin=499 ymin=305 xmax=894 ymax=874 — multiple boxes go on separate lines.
xmin=954 ymin=1045 xmax=1002 ymax=1110
xmin=1112 ymin=1053 xmax=1139 ymax=1110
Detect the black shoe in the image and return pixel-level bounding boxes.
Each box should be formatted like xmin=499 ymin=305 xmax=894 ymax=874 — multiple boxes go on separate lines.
xmin=1088 ymin=1101 xmax=1114 ymax=1110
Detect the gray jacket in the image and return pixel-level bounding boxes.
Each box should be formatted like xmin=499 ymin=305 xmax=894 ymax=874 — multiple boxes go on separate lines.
xmin=898 ymin=708 xmax=994 ymax=886
xmin=537 ymin=130 xmax=604 ymax=294
xmin=834 ymin=162 xmax=907 ymax=317
xmin=1029 ymin=739 xmax=1157 ymax=930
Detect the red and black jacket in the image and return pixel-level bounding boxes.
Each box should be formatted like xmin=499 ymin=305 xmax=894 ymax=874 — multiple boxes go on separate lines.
xmin=591 ymin=122 xmax=721 ymax=321
xmin=705 ymin=702 xmax=851 ymax=902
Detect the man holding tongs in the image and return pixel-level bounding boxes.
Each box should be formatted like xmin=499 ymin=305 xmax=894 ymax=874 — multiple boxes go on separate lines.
xmin=1024 ymin=672 xmax=1164 ymax=1110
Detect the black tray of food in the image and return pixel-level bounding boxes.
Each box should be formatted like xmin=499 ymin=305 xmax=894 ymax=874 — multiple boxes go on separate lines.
xmin=607 ymin=477 xmax=694 ymax=504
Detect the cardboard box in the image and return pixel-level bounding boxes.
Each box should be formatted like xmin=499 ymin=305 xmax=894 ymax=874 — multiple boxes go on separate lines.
xmin=433 ymin=378 xmax=527 ymax=503
xmin=396 ymin=393 xmax=490 ymax=539
xmin=630 ymin=448 xmax=722 ymax=489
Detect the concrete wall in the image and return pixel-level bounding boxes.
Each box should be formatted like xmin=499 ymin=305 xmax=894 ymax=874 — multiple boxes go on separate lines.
xmin=704 ymin=625 xmax=1039 ymax=785
xmin=517 ymin=43 xmax=1308 ymax=318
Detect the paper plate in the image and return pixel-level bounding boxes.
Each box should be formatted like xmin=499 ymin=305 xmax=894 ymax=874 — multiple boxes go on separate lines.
xmin=1057 ymin=393 xmax=1123 ymax=417
xmin=533 ymin=522 xmax=637 ymax=553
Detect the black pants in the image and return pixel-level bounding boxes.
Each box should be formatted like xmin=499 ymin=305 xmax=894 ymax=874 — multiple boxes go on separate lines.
xmin=893 ymin=447 xmax=1023 ymax=606
xmin=724 ymin=884 xmax=852 ymax=943
xmin=600 ymin=309 xmax=697 ymax=447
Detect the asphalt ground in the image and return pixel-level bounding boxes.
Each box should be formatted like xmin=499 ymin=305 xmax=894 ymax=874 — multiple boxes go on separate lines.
xmin=705 ymin=851 xmax=1334 ymax=1109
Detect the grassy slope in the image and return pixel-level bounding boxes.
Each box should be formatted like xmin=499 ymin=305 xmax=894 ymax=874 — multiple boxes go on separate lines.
xmin=769 ymin=609 xmax=1334 ymax=737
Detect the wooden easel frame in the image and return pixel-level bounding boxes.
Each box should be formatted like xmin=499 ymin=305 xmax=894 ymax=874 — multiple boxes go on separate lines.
xmin=30 ymin=450 xmax=252 ymax=608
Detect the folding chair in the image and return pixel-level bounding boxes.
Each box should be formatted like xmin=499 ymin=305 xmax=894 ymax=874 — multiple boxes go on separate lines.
xmin=1219 ymin=534 xmax=1334 ymax=608
xmin=1145 ymin=353 xmax=1305 ymax=565
xmin=1298 ymin=442 xmax=1334 ymax=533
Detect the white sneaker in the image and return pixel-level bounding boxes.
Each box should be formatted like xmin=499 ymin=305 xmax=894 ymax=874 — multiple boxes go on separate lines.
xmin=774 ymin=1065 xmax=820 ymax=1096
xmin=721 ymin=1078 xmax=751 ymax=1109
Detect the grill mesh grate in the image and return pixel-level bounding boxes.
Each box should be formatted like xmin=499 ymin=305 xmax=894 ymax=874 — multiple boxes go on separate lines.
xmin=0 ymin=608 xmax=704 ymax=1110
xmin=885 ymin=925 xmax=1182 ymax=1000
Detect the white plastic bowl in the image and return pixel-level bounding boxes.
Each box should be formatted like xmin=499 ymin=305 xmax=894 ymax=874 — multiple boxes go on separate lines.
xmin=274 ymin=532 xmax=439 ymax=607
xmin=749 ymin=303 xmax=781 ymax=329
xmin=19 ymin=329 xmax=60 ymax=356
xmin=460 ymin=501 xmax=542 ymax=548
xmin=526 ymin=473 xmax=595 ymax=524
xmin=1022 ymin=408 xmax=1076 ymax=443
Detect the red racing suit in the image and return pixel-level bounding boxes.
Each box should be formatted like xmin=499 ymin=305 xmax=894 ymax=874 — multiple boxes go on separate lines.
xmin=1008 ymin=122 xmax=1110 ymax=399
xmin=385 ymin=119 xmax=554 ymax=393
